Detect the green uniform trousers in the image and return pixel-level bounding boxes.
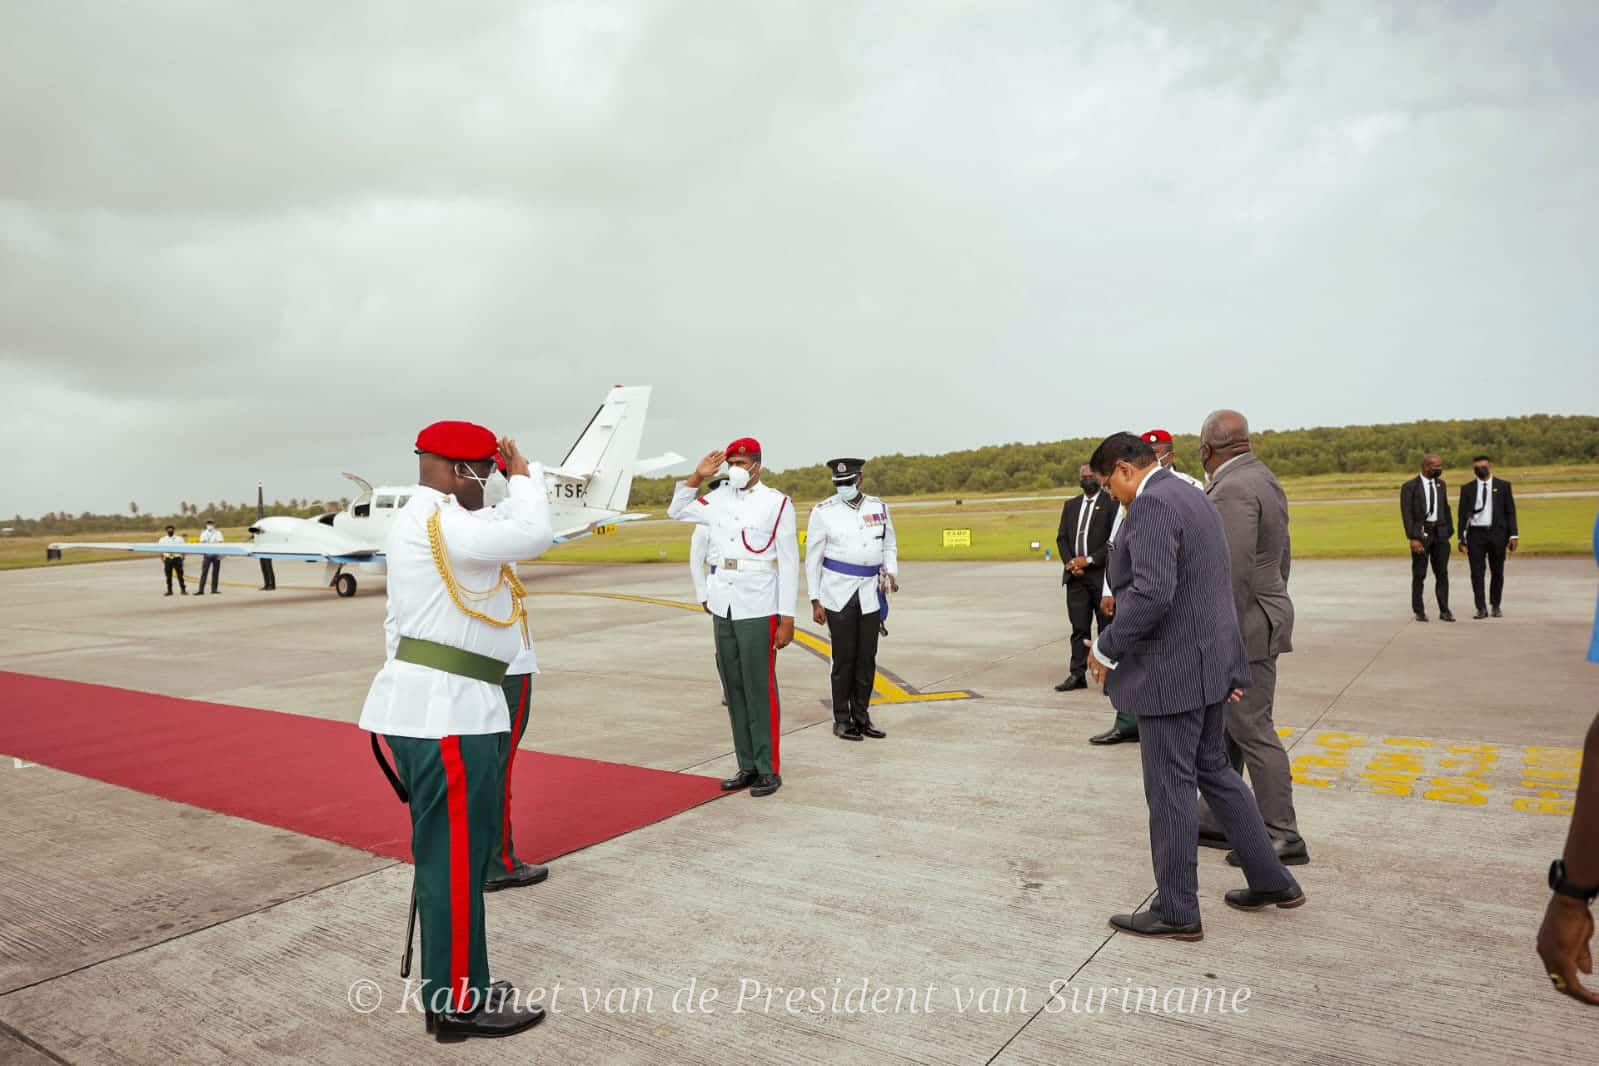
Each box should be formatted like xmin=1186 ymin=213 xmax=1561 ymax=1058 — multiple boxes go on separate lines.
xmin=386 ymin=732 xmax=504 ymax=1015
xmin=496 ymin=673 xmax=535 ymax=873
xmin=713 ymin=614 xmax=782 ymax=776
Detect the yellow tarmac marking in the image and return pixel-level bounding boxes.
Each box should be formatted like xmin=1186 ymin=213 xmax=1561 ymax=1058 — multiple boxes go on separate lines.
xmin=1277 ymin=730 xmax=1579 ymax=816
xmin=529 ymin=590 xmax=978 ymax=705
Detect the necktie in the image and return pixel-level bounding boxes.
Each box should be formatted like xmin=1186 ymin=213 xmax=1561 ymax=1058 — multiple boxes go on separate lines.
xmin=1076 ymin=497 xmax=1093 ymax=557
xmin=1425 ymin=478 xmax=1435 ymax=521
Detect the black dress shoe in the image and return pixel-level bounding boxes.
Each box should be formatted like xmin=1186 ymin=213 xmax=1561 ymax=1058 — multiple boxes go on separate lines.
xmin=1473 ymin=608 xmax=1488 ymax=619
xmin=1089 ymin=729 xmax=1138 ymax=745
xmin=719 ymin=769 xmax=758 ymax=791
xmin=750 ymin=773 xmax=781 ymax=797
xmin=164 ymin=591 xmax=173 ymax=597
xmin=1197 ymin=828 xmax=1230 ymax=850
xmin=485 ymin=861 xmax=549 ymax=892
xmin=1226 ymin=840 xmax=1310 ymax=867
xmin=1109 ymin=910 xmax=1203 ymax=941
xmin=1224 ymin=884 xmax=1306 ymax=912
xmin=857 ymin=722 xmax=887 ymax=739
xmin=1054 ymin=676 xmax=1087 ymax=692
xmin=1413 ymin=611 xmax=1428 ymax=622
xmin=1440 ymin=610 xmax=1456 ymax=622
xmin=833 ymin=722 xmax=863 ymax=741
xmin=1491 ymin=605 xmax=1502 ymax=618
xmin=427 ymin=992 xmax=546 ymax=1043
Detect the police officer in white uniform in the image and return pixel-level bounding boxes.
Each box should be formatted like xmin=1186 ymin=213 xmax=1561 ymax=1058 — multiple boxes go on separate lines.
xmin=359 ymin=421 xmax=554 ymax=1042
xmin=805 ymin=458 xmax=899 ymax=741
xmin=668 ymin=437 xmax=798 ymax=798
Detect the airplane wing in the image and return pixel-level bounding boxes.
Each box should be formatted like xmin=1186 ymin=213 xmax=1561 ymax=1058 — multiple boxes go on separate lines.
xmin=550 ymin=512 xmax=651 ymax=544
xmin=46 ymin=541 xmax=382 ymax=565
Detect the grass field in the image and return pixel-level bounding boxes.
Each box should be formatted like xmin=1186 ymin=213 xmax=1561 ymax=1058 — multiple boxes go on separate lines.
xmin=7 ymin=471 xmax=1596 ymax=571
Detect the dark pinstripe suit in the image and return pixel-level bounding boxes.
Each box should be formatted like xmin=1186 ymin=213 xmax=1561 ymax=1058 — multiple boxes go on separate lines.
xmin=1099 ymin=468 xmax=1297 ymax=925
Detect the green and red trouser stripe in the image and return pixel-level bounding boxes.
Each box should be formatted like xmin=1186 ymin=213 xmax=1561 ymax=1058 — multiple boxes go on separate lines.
xmin=497 ymin=673 xmax=534 ymax=872
xmin=711 ymin=613 xmax=782 ymax=776
xmin=384 ymin=733 xmax=502 ymax=1014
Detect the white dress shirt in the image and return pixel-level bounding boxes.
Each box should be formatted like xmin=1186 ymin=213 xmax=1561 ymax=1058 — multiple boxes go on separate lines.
xmin=1468 ymin=477 xmax=1493 ymax=528
xmin=359 ymin=469 xmax=554 ymax=738
xmin=804 ymin=492 xmax=899 ymax=613
xmin=1073 ymin=490 xmax=1102 ymax=563
xmin=157 ymin=533 xmax=185 ymax=558
xmin=689 ymin=525 xmax=713 ymax=604
xmin=668 ymin=479 xmax=799 ymax=620
xmin=1420 ymin=474 xmax=1438 ymax=523
xmin=200 ymin=526 xmax=224 ymax=545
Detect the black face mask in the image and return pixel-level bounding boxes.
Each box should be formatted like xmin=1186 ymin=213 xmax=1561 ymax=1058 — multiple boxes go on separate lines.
xmin=1474 ymin=467 xmax=1490 ymax=480
xmin=1080 ymin=478 xmax=1100 ymax=494
xmin=1425 ymin=469 xmax=1441 ymax=480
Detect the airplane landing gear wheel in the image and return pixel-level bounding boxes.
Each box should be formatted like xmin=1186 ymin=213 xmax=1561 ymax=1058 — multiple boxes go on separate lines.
xmin=335 ymin=573 xmax=357 ymax=598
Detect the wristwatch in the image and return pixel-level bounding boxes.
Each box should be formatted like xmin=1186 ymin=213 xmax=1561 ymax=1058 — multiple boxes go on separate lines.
xmin=1549 ymin=860 xmax=1599 ymax=902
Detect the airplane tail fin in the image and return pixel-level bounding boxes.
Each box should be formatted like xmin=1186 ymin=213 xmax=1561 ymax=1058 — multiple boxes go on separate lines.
xmin=548 ymin=386 xmax=653 ymax=514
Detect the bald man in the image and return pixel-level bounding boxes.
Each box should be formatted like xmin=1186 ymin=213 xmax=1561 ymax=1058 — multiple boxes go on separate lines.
xmin=1195 ymin=411 xmax=1308 ymax=866
xmin=1400 ymin=453 xmax=1455 ymax=622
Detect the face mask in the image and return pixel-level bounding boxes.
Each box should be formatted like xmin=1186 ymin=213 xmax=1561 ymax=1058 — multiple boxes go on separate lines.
xmin=835 ymin=482 xmax=859 ymax=500
xmin=726 ymin=465 xmax=752 ymax=490
xmin=482 ymin=471 xmax=510 ymax=507
xmin=1080 ymin=478 xmax=1099 ymax=494
xmin=1158 ymin=453 xmax=1173 ymax=468
xmin=454 ymin=462 xmax=493 ymax=500
xmin=1474 ymin=467 xmax=1489 ymax=480
xmin=1425 ymin=469 xmax=1441 ymax=480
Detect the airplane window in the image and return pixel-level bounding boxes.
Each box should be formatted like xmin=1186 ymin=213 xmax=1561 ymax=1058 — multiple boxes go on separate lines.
xmin=396 ymin=495 xmax=411 ymax=508
xmin=375 ymin=495 xmax=396 ymax=509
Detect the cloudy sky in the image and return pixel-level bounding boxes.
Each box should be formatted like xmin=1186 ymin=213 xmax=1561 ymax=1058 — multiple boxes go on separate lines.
xmin=3 ymin=0 xmax=1596 ymax=517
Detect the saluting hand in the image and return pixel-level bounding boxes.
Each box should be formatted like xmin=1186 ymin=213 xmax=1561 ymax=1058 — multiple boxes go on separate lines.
xmin=692 ymin=450 xmax=726 ymax=484
xmin=497 ymin=437 xmax=531 ymax=478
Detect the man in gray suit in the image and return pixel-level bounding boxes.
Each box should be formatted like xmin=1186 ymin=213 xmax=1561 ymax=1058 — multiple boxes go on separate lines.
xmin=1195 ymin=411 xmax=1309 ymax=867
xmin=1085 ymin=432 xmax=1304 ymax=940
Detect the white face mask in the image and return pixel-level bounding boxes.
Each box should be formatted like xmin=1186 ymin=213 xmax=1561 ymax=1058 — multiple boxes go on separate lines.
xmin=835 ymin=482 xmax=858 ymax=500
xmin=726 ymin=465 xmax=752 ymax=490
xmin=454 ymin=462 xmax=492 ymax=492
xmin=482 ymin=471 xmax=509 ymax=508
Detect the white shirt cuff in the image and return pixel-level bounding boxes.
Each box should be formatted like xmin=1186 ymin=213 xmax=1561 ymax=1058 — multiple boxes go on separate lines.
xmin=1091 ymin=637 xmax=1118 ymax=671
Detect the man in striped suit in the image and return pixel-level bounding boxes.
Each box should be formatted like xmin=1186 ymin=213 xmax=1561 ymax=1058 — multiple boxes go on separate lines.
xmin=1085 ymin=432 xmax=1304 ymax=941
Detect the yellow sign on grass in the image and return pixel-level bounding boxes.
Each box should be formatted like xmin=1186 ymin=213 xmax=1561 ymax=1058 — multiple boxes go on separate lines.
xmin=942 ymin=529 xmax=972 ymax=548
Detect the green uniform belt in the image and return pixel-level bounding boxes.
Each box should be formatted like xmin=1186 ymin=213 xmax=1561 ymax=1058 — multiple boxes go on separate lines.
xmin=394 ymin=636 xmax=509 ymax=684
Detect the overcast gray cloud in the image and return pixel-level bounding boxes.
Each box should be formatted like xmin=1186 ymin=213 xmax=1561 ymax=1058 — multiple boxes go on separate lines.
xmin=2 ymin=0 xmax=1596 ymax=517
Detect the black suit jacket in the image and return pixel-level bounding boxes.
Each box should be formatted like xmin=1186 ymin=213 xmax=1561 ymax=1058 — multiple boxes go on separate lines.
xmin=1457 ymin=477 xmax=1518 ymax=542
xmin=1399 ymin=476 xmax=1454 ymax=542
xmin=1056 ymin=491 xmax=1116 ymax=585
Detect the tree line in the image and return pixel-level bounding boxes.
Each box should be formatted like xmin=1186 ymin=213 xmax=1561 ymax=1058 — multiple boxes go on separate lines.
xmin=626 ymin=413 xmax=1599 ymax=504
xmin=7 ymin=499 xmax=349 ymax=537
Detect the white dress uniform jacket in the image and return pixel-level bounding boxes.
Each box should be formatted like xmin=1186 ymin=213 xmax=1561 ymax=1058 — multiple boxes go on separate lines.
xmin=804 ymin=494 xmax=898 ymax=614
xmin=359 ymin=469 xmax=554 ymax=738
xmin=689 ymin=525 xmax=715 ymax=605
xmin=668 ymin=479 xmax=798 ymax=620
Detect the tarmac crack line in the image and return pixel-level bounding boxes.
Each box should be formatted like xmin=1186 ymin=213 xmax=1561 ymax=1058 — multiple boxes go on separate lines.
xmin=1279 ymin=623 xmax=1407 ymax=756
xmin=0 ymin=1018 xmax=74 ymax=1066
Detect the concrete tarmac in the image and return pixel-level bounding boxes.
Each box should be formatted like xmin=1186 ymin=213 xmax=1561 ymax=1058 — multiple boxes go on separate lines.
xmin=1 ymin=556 xmax=1595 ymax=1064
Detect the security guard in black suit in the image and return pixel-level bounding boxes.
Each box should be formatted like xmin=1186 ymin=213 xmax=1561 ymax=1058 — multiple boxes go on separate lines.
xmin=1399 ymin=452 xmax=1455 ymax=622
xmin=1055 ymin=463 xmax=1117 ymax=691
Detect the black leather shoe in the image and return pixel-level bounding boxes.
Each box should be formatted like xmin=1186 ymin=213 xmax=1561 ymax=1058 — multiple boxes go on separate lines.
xmin=1224 ymin=884 xmax=1306 ymax=912
xmin=750 ymin=774 xmax=781 ymax=797
xmin=1089 ymin=729 xmax=1138 ymax=745
xmin=1054 ymin=676 xmax=1087 ymax=692
xmin=1440 ymin=610 xmax=1456 ymax=622
xmin=833 ymin=722 xmax=863 ymax=741
xmin=1413 ymin=611 xmax=1428 ymax=622
xmin=1491 ymin=606 xmax=1502 ymax=618
xmin=427 ymin=991 xmax=546 ymax=1043
xmin=1109 ymin=910 xmax=1203 ymax=941
xmin=164 ymin=591 xmax=173 ymax=596
xmin=719 ymin=769 xmax=758 ymax=791
xmin=485 ymin=861 xmax=549 ymax=892
xmin=857 ymin=722 xmax=887 ymax=739
xmin=1473 ymin=608 xmax=1488 ymax=619
xmin=1197 ymin=828 xmax=1230 ymax=850
xmin=1226 ymin=840 xmax=1310 ymax=867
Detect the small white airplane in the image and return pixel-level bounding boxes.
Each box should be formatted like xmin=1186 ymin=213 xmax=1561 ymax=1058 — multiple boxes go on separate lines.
xmin=48 ymin=385 xmax=684 ymax=597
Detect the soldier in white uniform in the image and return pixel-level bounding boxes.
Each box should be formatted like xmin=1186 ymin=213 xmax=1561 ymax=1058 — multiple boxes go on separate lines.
xmin=688 ymin=476 xmax=730 ymax=707
xmin=359 ymin=421 xmax=554 ymax=1042
xmin=804 ymin=458 xmax=898 ymax=741
xmin=668 ymin=437 xmax=798 ymax=798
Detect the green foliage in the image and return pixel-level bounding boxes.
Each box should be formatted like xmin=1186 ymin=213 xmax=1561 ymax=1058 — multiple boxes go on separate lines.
xmin=627 ymin=414 xmax=1599 ymax=505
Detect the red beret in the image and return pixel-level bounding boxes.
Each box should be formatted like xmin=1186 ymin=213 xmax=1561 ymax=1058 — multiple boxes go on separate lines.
xmin=727 ymin=437 xmax=762 ymax=459
xmin=493 ymin=451 xmax=507 ymax=474
xmin=415 ymin=420 xmax=498 ymax=461
xmin=1141 ymin=429 xmax=1173 ymax=445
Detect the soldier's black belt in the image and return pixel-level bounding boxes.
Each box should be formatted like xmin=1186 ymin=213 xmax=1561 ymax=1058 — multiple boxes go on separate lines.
xmin=394 ymin=636 xmax=509 ymax=684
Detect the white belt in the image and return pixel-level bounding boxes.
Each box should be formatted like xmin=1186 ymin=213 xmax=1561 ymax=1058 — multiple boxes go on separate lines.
xmin=718 ymin=558 xmax=776 ymax=572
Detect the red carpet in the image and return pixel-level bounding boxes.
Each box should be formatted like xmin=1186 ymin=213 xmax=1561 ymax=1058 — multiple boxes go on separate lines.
xmin=0 ymin=670 xmax=726 ymax=864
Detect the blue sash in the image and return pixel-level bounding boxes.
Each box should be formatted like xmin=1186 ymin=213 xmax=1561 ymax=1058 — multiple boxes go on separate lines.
xmin=822 ymin=557 xmax=888 ymax=622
